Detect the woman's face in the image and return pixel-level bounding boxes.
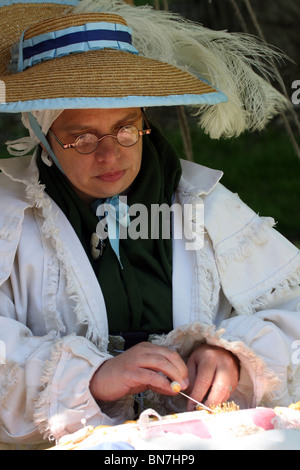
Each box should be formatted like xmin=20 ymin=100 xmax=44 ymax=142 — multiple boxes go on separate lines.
xmin=48 ymin=107 xmax=144 ymax=203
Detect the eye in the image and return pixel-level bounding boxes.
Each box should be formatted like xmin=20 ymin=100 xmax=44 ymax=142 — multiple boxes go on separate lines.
xmin=75 ymin=133 xmax=99 ymax=153
xmin=117 ymin=125 xmax=139 ymax=146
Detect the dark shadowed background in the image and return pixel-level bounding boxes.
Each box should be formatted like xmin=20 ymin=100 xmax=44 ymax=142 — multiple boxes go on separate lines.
xmin=1 ymin=0 xmax=299 ymax=244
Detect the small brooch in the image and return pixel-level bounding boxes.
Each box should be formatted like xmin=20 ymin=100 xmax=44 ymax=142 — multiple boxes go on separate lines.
xmin=90 ymin=232 xmax=106 ymax=260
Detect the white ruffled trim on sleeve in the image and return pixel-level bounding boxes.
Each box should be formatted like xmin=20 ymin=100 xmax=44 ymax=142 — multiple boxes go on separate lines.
xmin=151 ymin=321 xmax=280 ymax=411
xmin=34 ymin=335 xmax=118 ymax=441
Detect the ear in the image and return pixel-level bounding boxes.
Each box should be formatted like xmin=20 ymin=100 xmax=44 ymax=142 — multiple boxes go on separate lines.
xmin=40 ymin=148 xmax=53 ymax=167
xmin=28 ymin=112 xmax=64 ymax=174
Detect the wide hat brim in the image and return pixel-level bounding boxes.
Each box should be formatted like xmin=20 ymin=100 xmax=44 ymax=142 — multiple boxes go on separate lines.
xmin=0 ymin=1 xmax=227 ymax=113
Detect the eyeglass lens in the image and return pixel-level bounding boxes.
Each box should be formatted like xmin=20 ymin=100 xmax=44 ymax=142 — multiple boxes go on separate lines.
xmin=75 ymin=125 xmax=140 ymax=153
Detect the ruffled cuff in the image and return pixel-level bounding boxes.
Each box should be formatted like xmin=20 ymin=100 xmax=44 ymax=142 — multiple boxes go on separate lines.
xmin=151 ymin=321 xmax=280 ymax=409
xmin=34 ymin=335 xmax=130 ymax=442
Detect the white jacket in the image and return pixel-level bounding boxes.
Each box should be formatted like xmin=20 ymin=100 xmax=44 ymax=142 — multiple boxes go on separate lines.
xmin=0 ymin=153 xmax=299 ymax=447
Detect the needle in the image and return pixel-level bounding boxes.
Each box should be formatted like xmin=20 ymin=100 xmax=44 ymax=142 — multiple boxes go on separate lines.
xmin=178 ymin=391 xmax=216 ymax=413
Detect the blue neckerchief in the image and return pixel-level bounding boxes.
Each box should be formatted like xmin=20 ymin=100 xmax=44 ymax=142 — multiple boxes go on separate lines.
xmin=91 ymin=195 xmax=130 ymax=268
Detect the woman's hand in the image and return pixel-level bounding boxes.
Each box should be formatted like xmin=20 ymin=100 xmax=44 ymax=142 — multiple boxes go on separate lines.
xmin=90 ymin=342 xmax=240 ymax=410
xmin=90 ymin=342 xmax=189 ymax=402
xmin=186 ymin=343 xmax=240 ymax=411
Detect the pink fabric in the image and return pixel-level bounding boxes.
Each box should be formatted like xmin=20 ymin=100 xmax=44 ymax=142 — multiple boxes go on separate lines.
xmin=159 ymin=420 xmax=212 ymax=439
xmin=251 ymin=408 xmax=277 ymax=430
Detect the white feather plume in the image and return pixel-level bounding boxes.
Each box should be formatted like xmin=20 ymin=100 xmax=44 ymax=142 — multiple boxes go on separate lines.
xmin=72 ymin=0 xmax=290 ymax=139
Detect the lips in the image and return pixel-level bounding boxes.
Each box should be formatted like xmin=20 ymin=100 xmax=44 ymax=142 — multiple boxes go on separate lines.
xmin=97 ymin=170 xmax=125 ymax=183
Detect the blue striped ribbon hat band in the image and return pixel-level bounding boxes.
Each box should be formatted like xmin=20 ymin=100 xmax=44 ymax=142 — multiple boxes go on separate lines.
xmin=19 ymin=21 xmax=138 ymax=72
xmin=0 ymin=4 xmax=227 ymax=112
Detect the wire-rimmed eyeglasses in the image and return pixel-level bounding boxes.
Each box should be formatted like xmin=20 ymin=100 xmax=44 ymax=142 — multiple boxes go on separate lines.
xmin=48 ymin=112 xmax=151 ymax=155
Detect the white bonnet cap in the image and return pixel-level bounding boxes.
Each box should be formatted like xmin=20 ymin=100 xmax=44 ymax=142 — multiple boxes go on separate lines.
xmin=6 ymin=109 xmax=63 ymax=158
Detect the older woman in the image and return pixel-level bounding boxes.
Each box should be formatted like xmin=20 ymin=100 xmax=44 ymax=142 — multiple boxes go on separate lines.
xmin=0 ymin=0 xmax=299 ymax=448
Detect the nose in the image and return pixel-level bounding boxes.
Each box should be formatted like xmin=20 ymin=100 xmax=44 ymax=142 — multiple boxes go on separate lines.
xmin=94 ymin=135 xmax=121 ymax=163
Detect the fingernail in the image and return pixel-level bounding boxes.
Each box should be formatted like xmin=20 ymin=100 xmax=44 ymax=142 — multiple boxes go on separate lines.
xmin=182 ymin=378 xmax=189 ymax=389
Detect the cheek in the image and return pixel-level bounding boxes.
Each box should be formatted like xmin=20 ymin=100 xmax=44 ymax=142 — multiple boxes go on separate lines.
xmin=130 ymin=143 xmax=143 ymax=176
xmin=55 ymin=149 xmax=91 ymax=181
xmin=131 ymin=158 xmax=142 ymax=178
xmin=68 ymin=161 xmax=94 ymax=188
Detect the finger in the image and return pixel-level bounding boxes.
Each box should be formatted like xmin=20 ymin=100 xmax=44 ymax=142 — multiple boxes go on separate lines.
xmin=133 ymin=343 xmax=189 ymax=390
xmin=186 ymin=354 xmax=197 ymax=392
xmin=147 ymin=344 xmax=188 ymax=379
xmin=205 ymin=383 xmax=231 ymax=407
xmin=186 ymin=368 xmax=216 ymax=412
xmin=205 ymin=353 xmax=239 ymax=407
xmin=204 ymin=369 xmax=234 ymax=407
xmin=144 ymin=353 xmax=189 ymax=391
xmin=126 ymin=367 xmax=182 ymax=396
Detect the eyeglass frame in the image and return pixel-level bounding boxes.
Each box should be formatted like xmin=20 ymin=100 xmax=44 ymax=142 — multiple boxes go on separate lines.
xmin=47 ymin=110 xmax=152 ymax=155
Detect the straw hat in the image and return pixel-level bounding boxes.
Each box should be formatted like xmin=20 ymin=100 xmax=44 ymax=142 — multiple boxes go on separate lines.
xmin=0 ymin=0 xmax=289 ymax=140
xmin=0 ymin=0 xmax=227 ymax=114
